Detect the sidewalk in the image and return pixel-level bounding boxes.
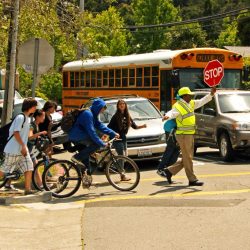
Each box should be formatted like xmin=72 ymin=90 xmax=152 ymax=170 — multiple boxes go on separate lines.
xmin=0 ymin=189 xmax=52 ymax=204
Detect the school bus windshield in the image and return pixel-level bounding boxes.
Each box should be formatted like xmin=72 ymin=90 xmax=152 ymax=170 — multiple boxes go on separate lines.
xmin=179 ymin=69 xmax=241 ymax=90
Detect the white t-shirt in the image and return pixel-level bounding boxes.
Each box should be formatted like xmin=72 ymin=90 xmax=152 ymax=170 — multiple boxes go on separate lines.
xmin=4 ymin=114 xmax=30 ymax=154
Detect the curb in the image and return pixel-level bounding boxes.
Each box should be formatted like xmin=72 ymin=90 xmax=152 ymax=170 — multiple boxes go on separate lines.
xmin=0 ymin=191 xmax=52 ymax=205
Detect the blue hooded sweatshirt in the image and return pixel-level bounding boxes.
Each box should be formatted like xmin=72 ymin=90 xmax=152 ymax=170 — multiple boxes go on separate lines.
xmin=68 ymin=98 xmax=116 ymax=147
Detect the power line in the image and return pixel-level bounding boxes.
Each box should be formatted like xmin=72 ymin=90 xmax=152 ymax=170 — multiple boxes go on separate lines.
xmin=123 ymin=7 xmax=250 ymax=30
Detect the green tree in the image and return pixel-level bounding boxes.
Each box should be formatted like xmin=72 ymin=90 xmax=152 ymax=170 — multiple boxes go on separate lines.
xmin=77 ymin=7 xmax=129 ymax=56
xmin=168 ymin=23 xmax=208 ymax=49
xmin=0 ymin=2 xmax=10 ymax=68
xmin=215 ymin=17 xmax=241 ymax=47
xmin=38 ymin=72 xmax=62 ymax=103
xmin=131 ymin=0 xmax=180 ymax=52
xmin=238 ymin=15 xmax=250 ymax=46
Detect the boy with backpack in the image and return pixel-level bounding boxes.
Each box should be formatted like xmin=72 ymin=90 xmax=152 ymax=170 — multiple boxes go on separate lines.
xmin=68 ymin=98 xmax=119 ymax=176
xmin=0 ymin=98 xmax=38 ymax=195
xmin=156 ymin=118 xmax=180 ymax=180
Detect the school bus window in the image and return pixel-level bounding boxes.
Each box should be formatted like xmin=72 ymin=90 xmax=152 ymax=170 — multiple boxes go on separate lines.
xmin=136 ymin=67 xmax=143 ymax=87
xmin=80 ymin=72 xmax=85 ymax=87
xmin=86 ymin=71 xmax=90 ymax=87
xmin=97 ymin=70 xmax=102 ymax=87
xmin=115 ymin=69 xmax=121 ymax=87
xmin=144 ymin=67 xmax=151 ymax=87
xmin=91 ymin=70 xmax=96 ymax=87
xmin=75 ymin=72 xmax=80 ymax=87
xmin=122 ymin=68 xmax=128 ymax=87
xmin=70 ymin=72 xmax=74 ymax=87
xmin=152 ymin=66 xmax=159 ymax=86
xmin=103 ymin=70 xmax=108 ymax=87
xmin=63 ymin=72 xmax=68 ymax=87
xmin=129 ymin=68 xmax=135 ymax=87
xmin=109 ymin=69 xmax=114 ymax=87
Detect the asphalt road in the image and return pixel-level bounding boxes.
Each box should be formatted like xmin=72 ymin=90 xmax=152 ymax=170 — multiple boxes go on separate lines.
xmin=1 ymin=147 xmax=250 ymax=250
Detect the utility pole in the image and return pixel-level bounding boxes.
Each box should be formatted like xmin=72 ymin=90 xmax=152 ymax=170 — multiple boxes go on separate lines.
xmin=79 ymin=0 xmax=84 ymax=12
xmin=1 ymin=0 xmax=20 ymax=126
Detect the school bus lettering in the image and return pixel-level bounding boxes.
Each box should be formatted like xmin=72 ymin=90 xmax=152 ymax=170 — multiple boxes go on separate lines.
xmin=196 ymin=54 xmax=225 ymax=62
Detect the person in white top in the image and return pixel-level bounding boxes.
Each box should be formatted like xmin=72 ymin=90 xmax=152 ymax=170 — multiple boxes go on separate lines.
xmin=0 ymin=98 xmax=38 ymax=195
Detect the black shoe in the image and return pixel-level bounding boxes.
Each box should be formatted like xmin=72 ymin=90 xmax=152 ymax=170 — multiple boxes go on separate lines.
xmin=164 ymin=169 xmax=172 ymax=184
xmin=189 ymin=180 xmax=204 ymax=186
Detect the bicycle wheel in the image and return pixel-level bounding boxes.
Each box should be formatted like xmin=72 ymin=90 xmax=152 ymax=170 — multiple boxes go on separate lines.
xmin=32 ymin=158 xmax=56 ymax=191
xmin=105 ymin=155 xmax=140 ymax=191
xmin=42 ymin=160 xmax=81 ymax=198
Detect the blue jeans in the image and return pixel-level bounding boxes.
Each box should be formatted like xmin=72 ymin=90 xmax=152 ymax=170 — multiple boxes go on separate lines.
xmin=113 ymin=140 xmax=127 ymax=156
xmin=158 ymin=132 xmax=180 ymax=170
xmin=73 ymin=139 xmax=100 ymax=174
xmin=113 ymin=139 xmax=127 ymax=173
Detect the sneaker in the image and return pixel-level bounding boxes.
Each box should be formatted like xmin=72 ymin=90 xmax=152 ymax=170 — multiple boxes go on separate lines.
xmin=82 ymin=173 xmax=92 ymax=189
xmin=157 ymin=169 xmax=167 ymax=178
xmin=120 ymin=174 xmax=131 ymax=181
xmin=4 ymin=184 xmax=18 ymax=192
xmin=164 ymin=169 xmax=173 ymax=184
xmin=24 ymin=190 xmax=39 ymax=195
xmin=71 ymin=156 xmax=86 ymax=168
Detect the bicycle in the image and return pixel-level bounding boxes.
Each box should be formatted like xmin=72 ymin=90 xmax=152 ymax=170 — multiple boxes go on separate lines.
xmin=42 ymin=138 xmax=140 ymax=198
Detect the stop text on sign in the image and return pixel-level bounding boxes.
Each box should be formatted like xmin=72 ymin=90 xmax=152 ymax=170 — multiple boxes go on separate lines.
xmin=204 ymin=66 xmax=223 ymax=80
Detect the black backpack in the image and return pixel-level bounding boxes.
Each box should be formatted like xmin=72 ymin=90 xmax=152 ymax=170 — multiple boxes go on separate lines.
xmin=0 ymin=113 xmax=26 ymax=153
xmin=61 ymin=108 xmax=88 ymax=133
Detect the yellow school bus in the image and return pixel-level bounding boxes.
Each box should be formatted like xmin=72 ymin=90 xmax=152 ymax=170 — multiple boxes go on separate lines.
xmin=62 ymin=48 xmax=243 ymax=112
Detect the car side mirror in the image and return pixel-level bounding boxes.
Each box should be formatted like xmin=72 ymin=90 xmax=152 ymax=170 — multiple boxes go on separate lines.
xmin=204 ymin=108 xmax=216 ymax=116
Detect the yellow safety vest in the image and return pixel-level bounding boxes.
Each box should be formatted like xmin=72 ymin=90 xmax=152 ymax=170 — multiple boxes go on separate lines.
xmin=173 ymin=100 xmax=196 ymax=134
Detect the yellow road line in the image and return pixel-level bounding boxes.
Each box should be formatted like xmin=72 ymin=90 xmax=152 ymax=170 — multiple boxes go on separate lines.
xmin=76 ymin=188 xmax=250 ymax=205
xmin=142 ymin=172 xmax=250 ymax=182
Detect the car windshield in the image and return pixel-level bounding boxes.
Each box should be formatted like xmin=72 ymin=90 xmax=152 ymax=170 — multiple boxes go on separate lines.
xmin=218 ymin=93 xmax=250 ymax=113
xmin=100 ymin=100 xmax=162 ymax=123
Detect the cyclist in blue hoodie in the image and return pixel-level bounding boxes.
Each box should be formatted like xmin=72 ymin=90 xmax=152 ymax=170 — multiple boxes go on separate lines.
xmin=69 ymin=98 xmax=119 ymax=176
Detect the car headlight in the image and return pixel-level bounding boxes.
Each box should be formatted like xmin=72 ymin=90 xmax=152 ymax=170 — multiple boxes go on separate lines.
xmin=160 ymin=133 xmax=166 ymax=142
xmin=232 ymin=122 xmax=250 ymax=131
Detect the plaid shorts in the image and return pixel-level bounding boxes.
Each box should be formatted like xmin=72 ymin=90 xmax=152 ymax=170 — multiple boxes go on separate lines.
xmin=1 ymin=153 xmax=33 ymax=174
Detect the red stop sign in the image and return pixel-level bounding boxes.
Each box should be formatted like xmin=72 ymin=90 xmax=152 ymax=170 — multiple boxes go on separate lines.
xmin=203 ymin=60 xmax=224 ymax=87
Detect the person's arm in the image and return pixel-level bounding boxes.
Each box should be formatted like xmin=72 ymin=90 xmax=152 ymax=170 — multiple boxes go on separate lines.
xmin=95 ymin=119 xmax=117 ymax=138
xmin=13 ymin=131 xmax=27 ymax=156
xmin=131 ymin=118 xmax=146 ymax=129
xmin=28 ymin=129 xmax=47 ymax=140
xmin=162 ymin=108 xmax=180 ymax=121
xmin=194 ymin=87 xmax=216 ymax=110
xmin=80 ymin=112 xmax=107 ymax=147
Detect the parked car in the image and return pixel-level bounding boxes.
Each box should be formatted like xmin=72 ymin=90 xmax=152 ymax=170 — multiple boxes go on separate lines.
xmin=0 ymin=90 xmax=23 ymax=105
xmin=83 ymin=95 xmax=166 ymax=161
xmin=194 ymin=89 xmax=250 ymax=161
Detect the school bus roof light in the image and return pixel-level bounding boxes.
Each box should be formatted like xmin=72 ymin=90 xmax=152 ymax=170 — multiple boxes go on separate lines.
xmin=229 ymin=54 xmax=242 ymax=61
xmin=233 ymin=54 xmax=242 ymax=61
xmin=180 ymin=53 xmax=194 ymax=60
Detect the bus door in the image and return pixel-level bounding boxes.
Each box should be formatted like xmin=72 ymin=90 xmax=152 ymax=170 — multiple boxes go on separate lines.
xmin=160 ymin=70 xmax=180 ymax=112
